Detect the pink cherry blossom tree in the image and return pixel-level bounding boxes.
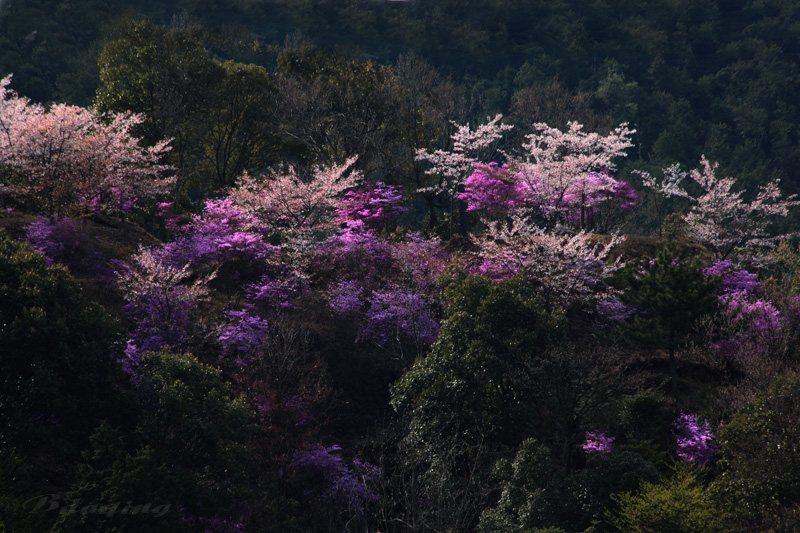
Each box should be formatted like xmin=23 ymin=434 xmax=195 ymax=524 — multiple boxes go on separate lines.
xmin=416 ymin=114 xmax=513 ymax=199
xmin=635 ymin=162 xmax=690 ymax=236
xmin=0 ymin=75 xmax=173 ymax=215
xmin=471 ymin=215 xmax=624 ymax=311
xmin=682 ymin=157 xmax=799 ymax=260
xmin=415 ymin=114 xmax=513 ymax=236
xmin=229 ymin=156 xmax=362 ymax=234
xmin=514 ymin=121 xmax=635 ymax=229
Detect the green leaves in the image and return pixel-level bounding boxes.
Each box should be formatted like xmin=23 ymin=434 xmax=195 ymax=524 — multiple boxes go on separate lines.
xmin=391 ymin=274 xmax=564 ymax=447
xmin=0 ymin=232 xmax=123 ymax=458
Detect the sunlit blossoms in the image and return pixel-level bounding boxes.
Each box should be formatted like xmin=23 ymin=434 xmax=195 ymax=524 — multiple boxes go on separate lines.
xmin=0 ymin=75 xmax=173 ymax=214
xmin=685 ymin=157 xmax=799 ymax=259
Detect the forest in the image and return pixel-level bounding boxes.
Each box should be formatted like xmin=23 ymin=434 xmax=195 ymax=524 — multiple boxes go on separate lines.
xmin=2 ymin=1 xmax=800 ymax=532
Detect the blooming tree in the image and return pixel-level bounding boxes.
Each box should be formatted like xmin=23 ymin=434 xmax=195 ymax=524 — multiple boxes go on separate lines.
xmin=514 ymin=121 xmax=635 ymax=229
xmin=416 ymin=114 xmax=513 ymax=236
xmin=653 ymin=157 xmax=800 ymax=260
xmin=472 ymin=215 xmax=623 ymax=311
xmin=636 ymin=162 xmax=690 ymax=235
xmin=415 ymin=114 xmax=513 ymax=199
xmin=0 ymin=75 xmax=173 ymax=215
xmin=229 ymin=156 xmax=362 ymax=237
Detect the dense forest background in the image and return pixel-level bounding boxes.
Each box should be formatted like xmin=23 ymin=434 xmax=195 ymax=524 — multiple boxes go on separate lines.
xmin=4 ymin=0 xmax=800 ymax=197
xmin=3 ymin=1 xmax=800 ymax=532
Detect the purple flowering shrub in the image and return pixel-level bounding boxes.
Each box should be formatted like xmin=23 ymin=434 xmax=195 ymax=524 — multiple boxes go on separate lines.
xmin=706 ymin=260 xmax=782 ymax=362
xmin=156 ymin=201 xmax=190 ymax=232
xmin=315 ymin=229 xmax=394 ymax=289
xmin=583 ymin=431 xmax=615 ymax=454
xmin=459 ymin=162 xmax=527 ymax=216
xmin=596 ymin=296 xmax=635 ymax=323
xmin=291 ymin=445 xmax=379 ymax=522
xmin=673 ymin=414 xmax=717 ymax=465
xmin=25 ymin=216 xmax=107 ymax=276
xmin=704 ymin=260 xmax=762 ymax=295
xmin=114 ymin=247 xmax=216 ymax=372
xmin=389 ymin=233 xmax=451 ymax=296
xmin=218 ymin=308 xmax=269 ymax=355
xmin=360 ymin=288 xmax=440 ymax=349
xmin=327 ymin=280 xmax=365 ymax=315
xmin=336 ymin=181 xmax=407 ymax=233
xmin=320 ymin=230 xmax=447 ymax=357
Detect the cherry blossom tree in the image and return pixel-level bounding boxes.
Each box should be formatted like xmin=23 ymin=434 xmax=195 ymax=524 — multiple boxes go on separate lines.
xmin=471 ymin=215 xmax=623 ymax=311
xmin=682 ymin=157 xmax=799 ymax=260
xmin=636 ymin=162 xmax=690 ymax=235
xmin=415 ymin=114 xmax=513 ymax=236
xmin=228 ymin=156 xmax=363 ymax=266
xmin=514 ymin=121 xmax=635 ymax=229
xmin=0 ymin=75 xmax=173 ymax=215
xmin=416 ymin=114 xmax=513 ymax=198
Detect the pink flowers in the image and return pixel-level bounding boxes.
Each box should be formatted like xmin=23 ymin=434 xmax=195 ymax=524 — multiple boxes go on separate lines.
xmin=583 ymin=431 xmax=615 ymax=454
xmin=0 ymin=75 xmax=173 ymax=215
xmin=673 ymin=414 xmax=717 ymax=465
xmin=459 ymin=162 xmax=527 ymax=216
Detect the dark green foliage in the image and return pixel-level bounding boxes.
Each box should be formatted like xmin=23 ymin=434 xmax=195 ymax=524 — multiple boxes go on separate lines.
xmin=56 ymin=349 xmax=254 ymax=531
xmin=618 ymin=242 xmax=720 ymax=396
xmin=389 ymin=273 xmax=631 ymax=530
xmin=0 ymin=231 xmax=124 ymax=459
xmin=0 ymin=0 xmax=117 ymax=106
xmin=618 ymin=389 xmax=675 ymax=460
xmin=712 ymin=373 xmax=800 ymax=530
xmin=391 ymin=274 xmax=566 ymax=450
xmin=0 ymin=451 xmax=55 ymax=533
xmin=479 ymin=439 xmax=659 ymax=532
xmin=96 ymin=20 xmax=277 ymax=200
xmin=389 ymin=274 xmax=565 ymax=530
xmin=52 ymin=423 xmax=186 ymax=533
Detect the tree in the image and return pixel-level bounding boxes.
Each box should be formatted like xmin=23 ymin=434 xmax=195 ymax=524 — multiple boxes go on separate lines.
xmin=114 ymin=246 xmax=217 ymax=370
xmin=415 ymin=114 xmax=513 ymax=237
xmin=55 ymin=349 xmax=254 ymax=532
xmin=0 ymin=231 xmax=124 ymax=459
xmin=95 ymin=19 xmax=216 ymax=197
xmin=479 ymin=439 xmax=658 ymax=532
xmin=0 ymin=75 xmax=173 ymax=215
xmin=96 ymin=20 xmax=277 ymax=198
xmin=228 ymin=156 xmax=363 ymax=250
xmin=194 ymin=60 xmax=277 ymax=190
xmin=471 ymin=215 xmax=623 ymax=312
xmin=636 ymin=163 xmax=690 ymax=236
xmin=507 ymin=78 xmax=611 ymax=148
xmin=514 ymin=121 xmax=635 ymax=230
xmin=273 ymin=44 xmax=414 ymax=184
xmin=712 ymin=373 xmax=800 ymax=530
xmin=390 ymin=275 xmax=565 ymax=530
xmin=682 ymin=156 xmax=799 ymax=260
xmin=618 ymin=243 xmax=720 ymax=397
xmin=609 ymin=465 xmax=732 ymax=533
